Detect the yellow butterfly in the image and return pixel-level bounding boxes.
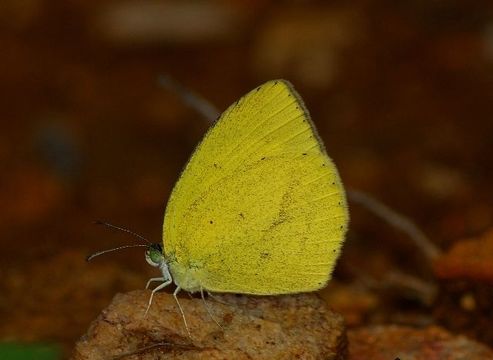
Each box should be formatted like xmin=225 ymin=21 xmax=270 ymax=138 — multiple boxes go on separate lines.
xmin=90 ymin=79 xmax=348 ymax=336
xmin=145 ymin=79 xmax=348 ymax=332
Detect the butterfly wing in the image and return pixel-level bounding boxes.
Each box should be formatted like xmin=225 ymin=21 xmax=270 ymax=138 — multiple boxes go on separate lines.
xmin=163 ymin=80 xmax=348 ymax=294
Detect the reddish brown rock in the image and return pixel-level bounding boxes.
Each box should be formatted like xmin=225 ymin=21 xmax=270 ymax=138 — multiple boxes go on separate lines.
xmin=348 ymin=325 xmax=493 ymax=360
xmin=433 ymin=229 xmax=493 ymax=282
xmin=73 ymin=290 xmax=347 ymax=359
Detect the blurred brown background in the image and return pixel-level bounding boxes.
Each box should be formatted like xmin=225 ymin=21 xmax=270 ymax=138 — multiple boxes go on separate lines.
xmin=1 ymin=0 xmax=493 ymax=356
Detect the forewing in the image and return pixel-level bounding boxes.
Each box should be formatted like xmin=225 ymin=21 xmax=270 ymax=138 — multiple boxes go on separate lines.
xmin=163 ymin=80 xmax=348 ymax=294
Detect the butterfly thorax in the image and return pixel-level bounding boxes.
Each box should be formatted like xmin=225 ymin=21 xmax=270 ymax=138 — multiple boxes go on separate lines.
xmin=168 ymin=256 xmax=204 ymax=293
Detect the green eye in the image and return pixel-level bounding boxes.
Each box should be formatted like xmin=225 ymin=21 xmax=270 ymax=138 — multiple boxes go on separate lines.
xmin=145 ymin=245 xmax=164 ymax=267
xmin=150 ymin=248 xmax=162 ymax=263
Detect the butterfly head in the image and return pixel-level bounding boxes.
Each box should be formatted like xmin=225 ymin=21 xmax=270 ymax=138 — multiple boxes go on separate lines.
xmin=145 ymin=243 xmax=165 ymax=267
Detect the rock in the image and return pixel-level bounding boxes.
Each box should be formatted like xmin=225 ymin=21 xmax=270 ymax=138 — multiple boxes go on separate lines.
xmin=348 ymin=325 xmax=493 ymax=360
xmin=73 ymin=290 xmax=347 ymax=359
xmin=433 ymin=228 xmax=493 ymax=282
xmin=433 ymin=229 xmax=493 ymax=344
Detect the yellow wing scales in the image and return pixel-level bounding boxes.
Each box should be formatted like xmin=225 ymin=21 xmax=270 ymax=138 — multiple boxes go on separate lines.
xmin=163 ymin=80 xmax=348 ymax=294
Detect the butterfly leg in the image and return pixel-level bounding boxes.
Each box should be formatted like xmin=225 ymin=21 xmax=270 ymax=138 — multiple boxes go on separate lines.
xmin=173 ymin=287 xmax=192 ymax=338
xmin=145 ymin=277 xmax=166 ymax=289
xmin=144 ymin=279 xmax=172 ymax=316
xmin=207 ymin=291 xmax=234 ymax=307
xmin=200 ymin=286 xmax=223 ymax=330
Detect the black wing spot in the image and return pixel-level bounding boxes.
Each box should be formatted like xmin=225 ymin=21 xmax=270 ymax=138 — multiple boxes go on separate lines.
xmin=261 ymin=156 xmax=266 ymax=160
xmin=302 ymin=153 xmax=307 ymax=156
xmin=209 ymin=220 xmax=214 ymax=224
xmin=213 ymin=163 xmax=218 ymax=168
xmin=239 ymin=213 xmax=245 ymax=219
xmin=332 ymin=182 xmax=335 ymax=185
xmin=322 ymin=163 xmax=326 ymax=167
xmin=274 ymin=81 xmax=278 ymax=84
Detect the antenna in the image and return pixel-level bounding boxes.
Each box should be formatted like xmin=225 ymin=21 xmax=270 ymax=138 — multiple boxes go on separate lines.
xmin=94 ymin=220 xmax=152 ymax=245
xmin=86 ymin=244 xmax=149 ymax=262
xmin=87 ymin=221 xmax=155 ymax=261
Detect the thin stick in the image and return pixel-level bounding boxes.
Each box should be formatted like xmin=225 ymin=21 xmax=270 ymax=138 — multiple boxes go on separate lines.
xmin=157 ymin=75 xmax=220 ymax=122
xmin=383 ymin=270 xmax=438 ymax=305
xmin=350 ymin=265 xmax=438 ymax=306
xmin=348 ymin=189 xmax=441 ymax=261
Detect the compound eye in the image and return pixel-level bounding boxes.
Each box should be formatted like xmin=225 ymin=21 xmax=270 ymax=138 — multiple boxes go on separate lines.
xmin=145 ymin=247 xmax=163 ymax=267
